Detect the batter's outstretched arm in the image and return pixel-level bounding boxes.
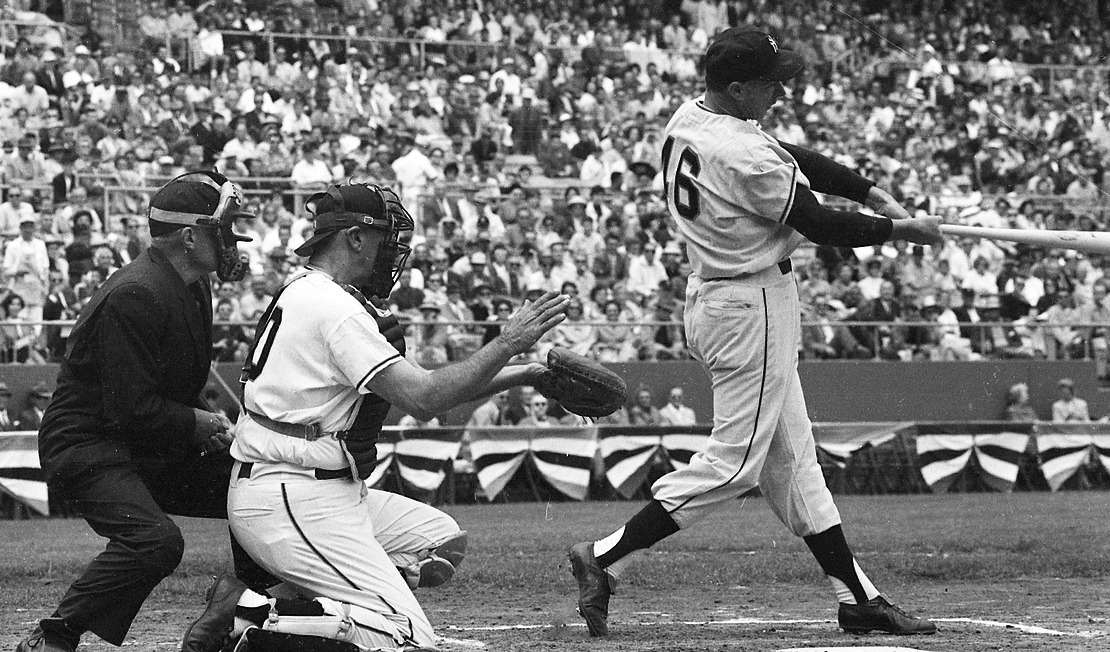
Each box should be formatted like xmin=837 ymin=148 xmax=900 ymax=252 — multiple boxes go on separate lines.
xmin=785 ymin=185 xmax=943 ymax=248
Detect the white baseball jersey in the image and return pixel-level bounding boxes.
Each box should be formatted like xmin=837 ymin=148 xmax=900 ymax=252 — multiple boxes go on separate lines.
xmin=230 ymin=271 xmax=403 ymax=469
xmin=662 ymin=97 xmax=810 ymax=278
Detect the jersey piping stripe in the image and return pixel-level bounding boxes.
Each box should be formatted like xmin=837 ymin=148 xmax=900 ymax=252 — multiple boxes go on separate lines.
xmin=357 ymin=353 xmax=402 ymax=390
xmin=279 ymin=484 xmax=418 ymax=642
xmin=778 ymin=165 xmax=798 ymax=223
xmin=667 ymin=289 xmax=768 ymax=515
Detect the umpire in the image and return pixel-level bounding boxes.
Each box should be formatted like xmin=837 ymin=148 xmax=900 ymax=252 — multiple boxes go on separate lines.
xmin=17 ymin=172 xmax=267 ymax=652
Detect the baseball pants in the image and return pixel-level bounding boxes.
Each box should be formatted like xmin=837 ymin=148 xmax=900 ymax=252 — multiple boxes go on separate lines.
xmin=229 ymin=461 xmax=460 ymax=651
xmin=652 ymin=265 xmax=842 ymax=536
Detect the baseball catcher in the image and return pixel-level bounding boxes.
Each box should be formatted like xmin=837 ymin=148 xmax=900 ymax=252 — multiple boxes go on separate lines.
xmin=179 ymin=182 xmax=571 ymax=652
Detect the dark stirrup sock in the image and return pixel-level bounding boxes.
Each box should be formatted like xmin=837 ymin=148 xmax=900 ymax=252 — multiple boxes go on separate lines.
xmin=803 ymin=524 xmax=877 ymax=604
xmin=595 ymin=499 xmax=680 ymax=568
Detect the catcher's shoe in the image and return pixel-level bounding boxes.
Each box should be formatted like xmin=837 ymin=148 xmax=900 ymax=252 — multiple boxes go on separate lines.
xmin=181 ymin=573 xmax=249 ymax=652
xmin=567 ymin=541 xmax=616 ymax=637
xmin=401 ymin=531 xmax=469 ymax=590
xmin=15 ymin=627 xmax=75 ymax=652
xmin=838 ymin=596 xmax=937 ymax=635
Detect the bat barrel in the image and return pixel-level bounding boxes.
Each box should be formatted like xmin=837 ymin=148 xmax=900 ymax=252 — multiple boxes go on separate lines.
xmin=938 ymin=224 xmax=1110 ymax=255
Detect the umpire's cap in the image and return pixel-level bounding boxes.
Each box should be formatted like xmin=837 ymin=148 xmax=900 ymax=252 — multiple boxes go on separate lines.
xmin=294 ymin=184 xmax=388 ymax=257
xmin=704 ymin=28 xmax=805 ymax=90
xmin=147 ymin=171 xmax=248 ymax=237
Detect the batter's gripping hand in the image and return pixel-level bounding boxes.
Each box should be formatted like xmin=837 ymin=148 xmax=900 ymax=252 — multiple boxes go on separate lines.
xmin=534 ymin=347 xmax=628 ymax=418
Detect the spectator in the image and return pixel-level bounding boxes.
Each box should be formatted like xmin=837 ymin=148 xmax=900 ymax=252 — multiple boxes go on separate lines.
xmin=4 ymin=216 xmax=49 ymax=329
xmin=549 ymin=297 xmax=596 ymax=356
xmin=803 ymin=295 xmax=869 ymax=360
xmin=468 ymin=390 xmax=509 ymax=427
xmin=850 ymin=280 xmax=905 ymax=360
xmin=1052 ymin=377 xmax=1091 ymax=422
xmin=594 ymin=300 xmax=638 ymax=362
xmin=658 ymin=387 xmax=697 ymax=426
xmin=628 ymin=386 xmax=660 ymax=426
xmin=1 ymin=293 xmax=43 ymax=363
xmin=1002 ymin=382 xmax=1038 ymax=422
xmin=517 ymin=392 xmax=553 ymax=427
xmin=0 ymin=187 xmax=37 ymax=238
xmin=18 ymin=382 xmax=53 ymax=430
xmin=0 ymin=383 xmax=16 ymax=430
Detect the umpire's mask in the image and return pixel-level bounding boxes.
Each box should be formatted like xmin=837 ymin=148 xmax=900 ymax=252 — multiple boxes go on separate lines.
xmin=148 ymin=171 xmax=255 ymax=282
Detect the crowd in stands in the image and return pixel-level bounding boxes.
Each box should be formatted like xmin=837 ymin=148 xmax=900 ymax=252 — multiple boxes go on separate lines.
xmin=0 ymin=0 xmax=1109 ymax=370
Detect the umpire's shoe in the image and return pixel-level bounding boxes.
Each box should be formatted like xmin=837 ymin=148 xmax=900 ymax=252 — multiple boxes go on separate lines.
xmin=15 ymin=627 xmax=75 ymax=652
xmin=181 ymin=573 xmax=249 ymax=652
xmin=568 ymin=541 xmax=616 ymax=637
xmin=839 ymin=596 xmax=937 ymax=635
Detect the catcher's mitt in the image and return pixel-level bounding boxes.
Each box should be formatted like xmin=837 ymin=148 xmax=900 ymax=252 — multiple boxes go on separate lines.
xmin=534 ymin=347 xmax=628 ymax=418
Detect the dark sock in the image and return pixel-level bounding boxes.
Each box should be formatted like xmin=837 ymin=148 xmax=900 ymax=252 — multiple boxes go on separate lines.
xmin=595 ymin=500 xmax=680 ymax=568
xmin=40 ymin=616 xmax=82 ymax=649
xmin=803 ymin=524 xmax=869 ymax=604
xmin=234 ymin=605 xmax=270 ymax=627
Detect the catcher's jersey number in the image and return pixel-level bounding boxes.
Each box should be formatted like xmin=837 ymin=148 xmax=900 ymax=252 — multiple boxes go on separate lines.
xmin=244 ymin=306 xmax=283 ymax=381
xmin=662 ymin=135 xmax=701 ymax=220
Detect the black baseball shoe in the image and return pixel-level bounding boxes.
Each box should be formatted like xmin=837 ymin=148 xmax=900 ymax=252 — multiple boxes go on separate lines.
xmin=15 ymin=627 xmax=75 ymax=652
xmin=838 ymin=596 xmax=937 ymax=635
xmin=181 ymin=573 xmax=249 ymax=652
xmin=567 ymin=542 xmax=616 ymax=637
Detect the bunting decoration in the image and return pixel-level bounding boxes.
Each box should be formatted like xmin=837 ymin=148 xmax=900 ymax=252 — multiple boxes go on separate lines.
xmin=393 ymin=430 xmax=463 ymax=492
xmin=0 ymin=432 xmax=47 ymax=516
xmin=813 ymin=423 xmax=909 ymax=468
xmin=530 ymin=427 xmax=598 ymax=500
xmin=468 ymin=427 xmax=531 ymax=501
xmin=598 ymin=427 xmax=663 ymax=498
xmin=915 ymin=423 xmax=1033 ymax=493
xmin=1035 ymin=423 xmax=1110 ymax=491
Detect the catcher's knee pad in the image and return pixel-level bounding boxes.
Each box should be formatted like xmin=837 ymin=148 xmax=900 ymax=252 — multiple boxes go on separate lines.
xmin=229 ymin=627 xmax=360 ymax=652
xmin=432 ymin=530 xmax=467 ymax=568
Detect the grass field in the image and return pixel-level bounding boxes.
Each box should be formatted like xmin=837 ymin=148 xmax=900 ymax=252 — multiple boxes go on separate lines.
xmin=2 ymin=492 xmax=1108 ymax=651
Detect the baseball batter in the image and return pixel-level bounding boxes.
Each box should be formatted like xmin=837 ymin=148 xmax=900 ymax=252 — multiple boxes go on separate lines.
xmin=569 ymin=28 xmax=942 ymax=637
xmin=179 ymin=182 xmax=569 ymax=652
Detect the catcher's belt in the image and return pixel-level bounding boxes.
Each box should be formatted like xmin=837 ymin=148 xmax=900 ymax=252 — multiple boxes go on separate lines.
xmin=243 ymin=409 xmax=380 ymax=484
xmin=236 ymin=461 xmax=349 ymax=482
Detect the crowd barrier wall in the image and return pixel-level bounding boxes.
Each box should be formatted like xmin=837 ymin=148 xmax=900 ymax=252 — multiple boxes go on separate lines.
xmin=0 ymin=360 xmax=1102 ymax=429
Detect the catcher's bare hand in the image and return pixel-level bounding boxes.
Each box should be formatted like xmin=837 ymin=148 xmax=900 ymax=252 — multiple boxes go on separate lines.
xmin=890 ymin=215 xmax=943 ymax=247
xmin=193 ymin=408 xmax=233 ymax=456
xmin=497 ymin=291 xmax=569 ymax=354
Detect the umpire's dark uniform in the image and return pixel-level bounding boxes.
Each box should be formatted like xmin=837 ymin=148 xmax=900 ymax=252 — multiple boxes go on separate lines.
xmin=35 ymin=246 xmax=260 ymax=647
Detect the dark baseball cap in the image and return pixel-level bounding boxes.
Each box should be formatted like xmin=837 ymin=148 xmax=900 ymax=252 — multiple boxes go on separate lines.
xmin=704 ymin=28 xmax=805 ymax=89
xmin=294 ymin=184 xmax=387 ymax=257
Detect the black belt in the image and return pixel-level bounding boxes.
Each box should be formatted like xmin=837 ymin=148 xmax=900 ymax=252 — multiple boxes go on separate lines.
xmin=236 ymin=461 xmax=350 ymax=481
xmin=706 ymin=259 xmax=791 ymax=282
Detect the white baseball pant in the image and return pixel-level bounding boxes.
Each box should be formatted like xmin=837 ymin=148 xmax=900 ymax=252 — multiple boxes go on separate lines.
xmin=229 ymin=461 xmax=459 ymax=651
xmin=652 ymin=264 xmax=842 ymax=537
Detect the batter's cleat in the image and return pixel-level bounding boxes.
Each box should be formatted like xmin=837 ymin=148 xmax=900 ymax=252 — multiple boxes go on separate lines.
xmin=15 ymin=627 xmax=75 ymax=652
xmin=838 ymin=596 xmax=937 ymax=635
xmin=181 ymin=573 xmax=249 ymax=652
xmin=567 ymin=541 xmax=616 ymax=637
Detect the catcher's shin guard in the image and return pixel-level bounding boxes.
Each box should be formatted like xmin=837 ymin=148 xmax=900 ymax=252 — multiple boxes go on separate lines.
xmin=401 ymin=531 xmax=469 ymax=589
xmin=229 ymin=628 xmax=361 ymax=652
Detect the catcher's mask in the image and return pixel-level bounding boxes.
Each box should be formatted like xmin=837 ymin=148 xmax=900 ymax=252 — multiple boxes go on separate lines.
xmin=148 ymin=171 xmax=254 ymax=282
xmin=294 ymin=182 xmax=413 ymax=298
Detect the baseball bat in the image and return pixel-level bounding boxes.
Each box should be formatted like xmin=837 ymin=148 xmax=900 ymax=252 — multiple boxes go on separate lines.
xmin=939 ymin=224 xmax=1110 ymax=254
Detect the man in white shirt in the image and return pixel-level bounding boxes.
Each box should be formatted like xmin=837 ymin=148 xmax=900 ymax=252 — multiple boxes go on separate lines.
xmin=0 ymin=187 xmax=37 ymax=238
xmin=4 ymin=216 xmax=50 ymax=329
xmin=658 ymin=387 xmax=697 ymax=425
xmin=391 ymin=134 xmax=441 ymax=218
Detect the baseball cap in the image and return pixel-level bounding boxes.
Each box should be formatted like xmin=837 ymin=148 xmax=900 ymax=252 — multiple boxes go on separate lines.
xmin=1058 ymin=377 xmax=1075 ymax=388
xmin=294 ymin=185 xmax=387 ymax=257
xmin=703 ymin=28 xmax=805 ymax=89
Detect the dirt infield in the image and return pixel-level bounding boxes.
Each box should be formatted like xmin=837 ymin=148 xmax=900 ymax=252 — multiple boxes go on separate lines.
xmin=3 ymin=495 xmax=1108 ymax=651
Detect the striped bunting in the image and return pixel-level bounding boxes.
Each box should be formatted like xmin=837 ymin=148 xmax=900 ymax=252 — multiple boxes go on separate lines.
xmin=530 ymin=427 xmax=598 ymax=500
xmin=1035 ymin=423 xmax=1110 ymax=491
xmin=812 ymin=422 xmax=908 ymax=468
xmin=364 ymin=442 xmax=394 ymax=489
xmin=915 ymin=423 xmax=1032 ymax=493
xmin=598 ymin=426 xmax=663 ymax=498
xmin=393 ymin=430 xmax=463 ymax=492
xmin=0 ymin=431 xmax=47 ymax=515
xmin=661 ymin=430 xmax=710 ymax=470
xmin=468 ymin=427 xmax=531 ymax=501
